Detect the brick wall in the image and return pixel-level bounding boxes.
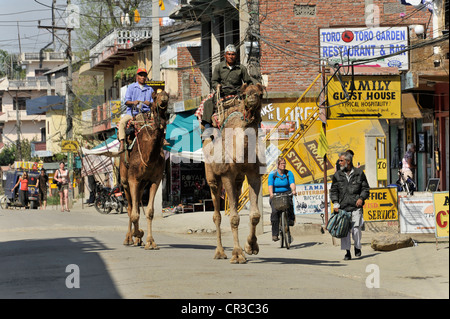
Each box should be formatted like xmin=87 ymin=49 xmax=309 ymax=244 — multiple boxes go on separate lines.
xmin=177 ymin=46 xmax=203 ymax=101
xmin=260 ymin=0 xmax=432 ymax=94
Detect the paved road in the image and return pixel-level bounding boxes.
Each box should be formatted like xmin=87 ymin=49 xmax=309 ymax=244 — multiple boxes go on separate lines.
xmin=0 ymin=204 xmax=448 ymax=303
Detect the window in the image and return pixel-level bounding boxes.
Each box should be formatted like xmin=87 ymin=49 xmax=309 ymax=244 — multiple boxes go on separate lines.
xmin=13 ymin=97 xmax=30 ymax=111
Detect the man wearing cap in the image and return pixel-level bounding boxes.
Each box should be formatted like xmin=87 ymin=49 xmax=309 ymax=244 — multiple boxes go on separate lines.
xmin=201 ymin=44 xmax=255 ymax=126
xmin=118 ymin=68 xmax=154 ymax=154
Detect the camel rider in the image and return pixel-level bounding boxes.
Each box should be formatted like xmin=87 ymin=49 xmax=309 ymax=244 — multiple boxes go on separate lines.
xmin=201 ymin=44 xmax=255 ymax=127
xmin=118 ymin=68 xmax=154 ymax=154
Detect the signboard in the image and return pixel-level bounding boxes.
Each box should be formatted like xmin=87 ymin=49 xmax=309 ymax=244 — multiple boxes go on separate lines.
xmin=399 ymin=195 xmax=435 ymax=234
xmin=433 ymin=192 xmax=449 ymax=238
xmin=294 ymin=183 xmax=331 ymax=215
xmin=376 ymin=158 xmax=388 ymax=181
xmin=327 ymin=75 xmax=402 ymax=119
xmin=13 ymin=161 xmax=43 ymax=171
xmin=363 ymin=187 xmax=398 ymax=222
xmin=110 ymin=100 xmax=121 ymax=128
xmin=319 ymin=26 xmax=409 ymax=70
xmin=61 ymin=140 xmax=79 ymax=153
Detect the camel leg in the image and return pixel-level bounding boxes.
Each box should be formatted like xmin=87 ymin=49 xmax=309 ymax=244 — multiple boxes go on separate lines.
xmin=123 ymin=184 xmax=134 ymax=246
xmin=130 ymin=181 xmax=144 ymax=246
xmin=206 ymin=165 xmax=227 ymax=259
xmin=244 ymin=172 xmax=261 ymax=255
xmin=223 ymin=176 xmax=247 ymax=264
xmin=144 ymin=181 xmax=161 ymax=250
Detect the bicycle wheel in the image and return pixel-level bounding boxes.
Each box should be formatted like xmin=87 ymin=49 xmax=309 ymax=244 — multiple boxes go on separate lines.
xmin=279 ymin=211 xmax=285 ymax=248
xmin=281 ymin=211 xmax=291 ymax=249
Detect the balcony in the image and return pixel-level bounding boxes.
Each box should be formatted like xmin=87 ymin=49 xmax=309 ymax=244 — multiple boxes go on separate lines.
xmin=0 ymin=110 xmax=45 ymax=123
xmin=88 ymin=28 xmax=151 ymax=71
xmin=8 ymin=77 xmax=55 ymax=90
xmin=19 ymin=52 xmax=66 ymax=65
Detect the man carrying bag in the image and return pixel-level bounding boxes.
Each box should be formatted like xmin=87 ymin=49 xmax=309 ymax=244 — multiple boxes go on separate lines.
xmin=330 ymin=151 xmax=370 ymax=260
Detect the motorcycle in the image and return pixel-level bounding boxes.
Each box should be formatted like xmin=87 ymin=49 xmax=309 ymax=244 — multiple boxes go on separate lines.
xmin=94 ymin=184 xmax=127 ymax=214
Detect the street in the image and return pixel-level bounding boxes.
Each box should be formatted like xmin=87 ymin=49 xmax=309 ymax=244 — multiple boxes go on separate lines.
xmin=0 ymin=204 xmax=448 ymax=302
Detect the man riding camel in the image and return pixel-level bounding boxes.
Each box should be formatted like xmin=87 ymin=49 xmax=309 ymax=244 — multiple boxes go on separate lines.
xmin=118 ymin=68 xmax=154 ymax=154
xmin=201 ymin=44 xmax=255 ymax=127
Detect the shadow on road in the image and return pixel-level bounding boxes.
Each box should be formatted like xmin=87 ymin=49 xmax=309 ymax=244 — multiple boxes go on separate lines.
xmin=0 ymin=237 xmax=122 ymax=299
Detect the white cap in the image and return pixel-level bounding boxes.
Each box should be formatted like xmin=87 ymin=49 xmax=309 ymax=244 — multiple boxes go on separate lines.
xmin=225 ymin=44 xmax=236 ymax=53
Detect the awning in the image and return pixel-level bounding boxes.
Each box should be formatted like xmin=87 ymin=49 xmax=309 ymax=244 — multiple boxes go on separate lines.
xmin=81 ymin=133 xmax=119 ymax=156
xmin=402 ymin=93 xmax=422 ymax=119
xmin=26 ymin=95 xmax=65 ymax=115
xmin=164 ymin=112 xmax=204 ymax=161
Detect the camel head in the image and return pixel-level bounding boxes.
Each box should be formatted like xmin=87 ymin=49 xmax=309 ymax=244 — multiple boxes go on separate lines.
xmin=152 ymin=90 xmax=170 ymax=122
xmin=240 ymin=83 xmax=264 ymax=122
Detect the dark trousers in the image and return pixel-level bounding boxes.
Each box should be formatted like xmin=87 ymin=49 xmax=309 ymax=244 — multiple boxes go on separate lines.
xmin=201 ymin=97 xmax=215 ymax=125
xmin=270 ymin=196 xmax=295 ymax=236
xmin=19 ymin=190 xmax=28 ymax=207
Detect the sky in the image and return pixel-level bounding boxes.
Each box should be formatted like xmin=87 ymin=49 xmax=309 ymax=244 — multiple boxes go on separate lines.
xmin=0 ymin=0 xmax=177 ymax=54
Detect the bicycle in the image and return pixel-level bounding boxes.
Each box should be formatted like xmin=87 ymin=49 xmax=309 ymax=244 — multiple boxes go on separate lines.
xmin=272 ymin=192 xmax=294 ymax=249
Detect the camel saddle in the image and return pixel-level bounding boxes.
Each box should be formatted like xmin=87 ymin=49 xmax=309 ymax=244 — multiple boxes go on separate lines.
xmin=211 ymin=97 xmax=242 ymax=129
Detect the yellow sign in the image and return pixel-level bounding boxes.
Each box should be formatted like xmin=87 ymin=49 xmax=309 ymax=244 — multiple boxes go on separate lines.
xmin=111 ymin=100 xmax=122 ymax=126
xmin=328 ymin=75 xmax=402 ymax=119
xmin=363 ymin=187 xmax=398 ymax=221
xmin=14 ymin=161 xmax=43 ymax=170
xmin=433 ymin=192 xmax=449 ymax=238
xmin=376 ymin=158 xmax=388 ymax=181
xmin=61 ymin=140 xmax=79 ymax=153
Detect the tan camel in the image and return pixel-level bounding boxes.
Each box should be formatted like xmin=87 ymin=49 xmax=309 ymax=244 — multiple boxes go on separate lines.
xmin=120 ymin=91 xmax=169 ymax=250
xmin=203 ymin=83 xmax=265 ymax=264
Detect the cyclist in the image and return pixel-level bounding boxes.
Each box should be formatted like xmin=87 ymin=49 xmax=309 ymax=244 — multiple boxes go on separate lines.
xmin=268 ymin=157 xmax=297 ymax=242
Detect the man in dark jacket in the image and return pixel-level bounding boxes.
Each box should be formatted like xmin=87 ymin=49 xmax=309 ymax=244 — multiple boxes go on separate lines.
xmin=330 ymin=151 xmax=370 ymax=260
xmin=201 ymin=44 xmax=254 ymax=126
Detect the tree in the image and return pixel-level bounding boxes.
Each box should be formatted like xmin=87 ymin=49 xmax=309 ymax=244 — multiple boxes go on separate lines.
xmin=73 ymin=0 xmax=152 ymax=53
xmin=0 ymin=50 xmax=25 ymax=79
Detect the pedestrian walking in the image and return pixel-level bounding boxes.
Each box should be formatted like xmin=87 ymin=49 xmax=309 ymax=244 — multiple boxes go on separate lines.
xmin=330 ymin=151 xmax=370 ymax=260
xmin=12 ymin=172 xmax=29 ymax=209
xmin=54 ymin=162 xmax=71 ymax=212
xmin=36 ymin=169 xmax=49 ymax=210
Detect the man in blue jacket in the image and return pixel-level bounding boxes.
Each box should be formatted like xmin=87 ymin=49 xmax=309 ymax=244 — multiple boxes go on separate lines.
xmin=118 ymin=68 xmax=154 ymax=154
xmin=330 ymin=151 xmax=370 ymax=260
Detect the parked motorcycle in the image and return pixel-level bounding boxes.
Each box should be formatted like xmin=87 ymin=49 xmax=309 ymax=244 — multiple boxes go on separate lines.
xmin=94 ymin=184 xmax=127 ymax=214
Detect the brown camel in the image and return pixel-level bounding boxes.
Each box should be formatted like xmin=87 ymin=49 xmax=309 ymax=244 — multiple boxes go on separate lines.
xmin=202 ymin=83 xmax=265 ymax=264
xmin=120 ymin=90 xmax=169 ymax=250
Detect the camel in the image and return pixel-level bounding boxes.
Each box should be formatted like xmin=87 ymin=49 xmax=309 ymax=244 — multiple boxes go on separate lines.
xmin=120 ymin=90 xmax=169 ymax=250
xmin=202 ymin=83 xmax=265 ymax=264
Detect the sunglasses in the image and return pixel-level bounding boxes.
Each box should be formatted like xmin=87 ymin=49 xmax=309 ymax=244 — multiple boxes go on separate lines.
xmin=137 ymin=73 xmax=147 ymax=77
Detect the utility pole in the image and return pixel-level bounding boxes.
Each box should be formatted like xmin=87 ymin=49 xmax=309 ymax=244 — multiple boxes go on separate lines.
xmin=38 ymin=0 xmax=75 ymax=207
xmin=152 ymin=0 xmax=160 ymax=81
xmin=246 ymin=0 xmax=262 ymax=84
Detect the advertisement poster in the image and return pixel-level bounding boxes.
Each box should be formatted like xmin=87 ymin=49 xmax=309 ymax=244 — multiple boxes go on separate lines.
xmin=294 ymin=183 xmax=331 ymax=215
xmin=399 ymin=196 xmax=435 ymax=234
xmin=433 ymin=192 xmax=449 ymax=238
xmin=363 ymin=187 xmax=398 ymax=222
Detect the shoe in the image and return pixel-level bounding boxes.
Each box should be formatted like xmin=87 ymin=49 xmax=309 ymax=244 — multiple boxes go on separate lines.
xmin=355 ymin=248 xmax=361 ymax=257
xmin=272 ymin=236 xmax=279 ymax=242
xmin=289 ymin=219 xmax=295 ymax=226
xmin=118 ymin=140 xmax=125 ymax=154
xmin=344 ymin=250 xmax=351 ymax=260
xmin=163 ymin=139 xmax=170 ymax=146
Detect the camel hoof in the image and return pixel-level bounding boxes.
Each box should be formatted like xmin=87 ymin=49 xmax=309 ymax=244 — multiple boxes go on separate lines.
xmin=245 ymin=242 xmax=259 ymax=255
xmin=123 ymin=239 xmax=133 ymax=246
xmin=133 ymin=238 xmax=143 ymax=246
xmin=145 ymin=242 xmax=159 ymax=250
xmin=214 ymin=249 xmax=227 ymax=260
xmin=230 ymin=255 xmax=247 ymax=264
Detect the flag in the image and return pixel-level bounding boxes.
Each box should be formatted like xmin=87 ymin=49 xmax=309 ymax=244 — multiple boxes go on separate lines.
xmin=159 ymin=0 xmax=165 ymax=10
xmin=317 ymin=126 xmax=328 ymax=158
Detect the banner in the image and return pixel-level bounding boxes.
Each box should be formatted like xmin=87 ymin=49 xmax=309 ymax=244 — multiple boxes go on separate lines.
xmin=294 ymin=183 xmax=331 ymax=215
xmin=433 ymin=192 xmax=449 ymax=238
xmin=399 ymin=195 xmax=435 ymax=234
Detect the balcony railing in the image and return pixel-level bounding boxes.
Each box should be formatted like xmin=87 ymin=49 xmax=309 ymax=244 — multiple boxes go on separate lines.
xmin=89 ymin=27 xmax=151 ymax=58
xmin=8 ymin=78 xmax=55 ymax=90
xmin=20 ymin=52 xmax=66 ymax=62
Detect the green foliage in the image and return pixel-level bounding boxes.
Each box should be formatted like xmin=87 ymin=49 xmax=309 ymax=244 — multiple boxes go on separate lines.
xmin=114 ymin=65 xmax=138 ymax=80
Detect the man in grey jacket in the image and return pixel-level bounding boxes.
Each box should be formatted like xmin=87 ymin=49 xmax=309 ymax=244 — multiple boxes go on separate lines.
xmin=330 ymin=151 xmax=370 ymax=260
